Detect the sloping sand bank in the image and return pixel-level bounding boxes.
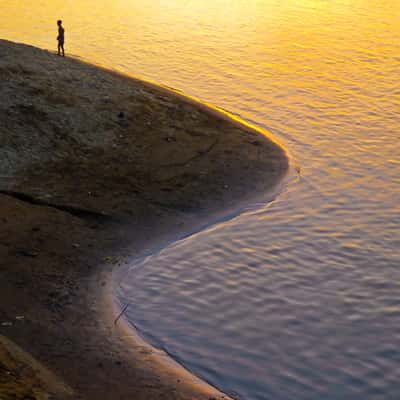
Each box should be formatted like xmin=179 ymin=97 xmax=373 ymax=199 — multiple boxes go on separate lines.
xmin=0 ymin=39 xmax=288 ymax=399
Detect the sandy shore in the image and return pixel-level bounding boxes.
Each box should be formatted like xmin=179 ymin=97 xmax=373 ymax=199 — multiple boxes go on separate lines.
xmin=0 ymin=39 xmax=288 ymax=399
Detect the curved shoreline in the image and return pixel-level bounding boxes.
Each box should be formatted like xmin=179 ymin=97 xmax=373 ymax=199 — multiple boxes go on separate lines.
xmin=109 ymin=167 xmax=291 ymax=399
xmin=73 ymin=51 xmax=287 ymax=152
xmin=0 ymin=39 xmax=288 ymax=399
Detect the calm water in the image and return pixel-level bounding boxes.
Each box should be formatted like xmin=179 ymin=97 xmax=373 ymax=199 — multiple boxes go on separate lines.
xmin=2 ymin=1 xmax=400 ymax=399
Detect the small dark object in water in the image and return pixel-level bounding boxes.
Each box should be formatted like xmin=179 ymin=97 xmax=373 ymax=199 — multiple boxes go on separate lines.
xmin=118 ymin=111 xmax=125 ymax=119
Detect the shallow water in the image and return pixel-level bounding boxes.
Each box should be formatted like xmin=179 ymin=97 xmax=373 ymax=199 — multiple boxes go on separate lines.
xmin=2 ymin=1 xmax=400 ymax=399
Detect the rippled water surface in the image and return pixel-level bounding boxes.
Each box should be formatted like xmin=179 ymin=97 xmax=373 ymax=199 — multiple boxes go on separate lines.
xmin=2 ymin=1 xmax=400 ymax=399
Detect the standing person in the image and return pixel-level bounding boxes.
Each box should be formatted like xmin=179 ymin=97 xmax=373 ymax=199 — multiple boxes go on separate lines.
xmin=57 ymin=20 xmax=65 ymax=56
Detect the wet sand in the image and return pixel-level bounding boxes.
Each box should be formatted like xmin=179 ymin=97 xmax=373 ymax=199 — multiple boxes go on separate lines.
xmin=0 ymin=39 xmax=288 ymax=399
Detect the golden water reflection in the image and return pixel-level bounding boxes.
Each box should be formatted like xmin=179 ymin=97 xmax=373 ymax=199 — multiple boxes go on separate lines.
xmin=1 ymin=2 xmax=400 ymax=399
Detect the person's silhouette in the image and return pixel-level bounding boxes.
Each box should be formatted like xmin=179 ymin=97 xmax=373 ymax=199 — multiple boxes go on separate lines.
xmin=57 ymin=20 xmax=65 ymax=56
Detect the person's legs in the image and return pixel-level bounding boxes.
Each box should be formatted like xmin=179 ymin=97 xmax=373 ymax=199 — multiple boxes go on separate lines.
xmin=58 ymin=42 xmax=65 ymax=56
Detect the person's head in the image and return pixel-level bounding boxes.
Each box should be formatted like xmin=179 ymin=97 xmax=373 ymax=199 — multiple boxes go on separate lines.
xmin=57 ymin=20 xmax=62 ymax=26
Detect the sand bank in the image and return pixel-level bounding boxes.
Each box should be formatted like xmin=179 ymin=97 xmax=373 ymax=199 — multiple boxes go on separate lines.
xmin=0 ymin=39 xmax=288 ymax=399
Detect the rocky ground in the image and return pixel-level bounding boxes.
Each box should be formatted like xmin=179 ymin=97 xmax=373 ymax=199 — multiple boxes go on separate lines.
xmin=0 ymin=39 xmax=288 ymax=400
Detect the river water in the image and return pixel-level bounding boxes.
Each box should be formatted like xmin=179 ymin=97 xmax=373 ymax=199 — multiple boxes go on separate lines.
xmin=2 ymin=1 xmax=399 ymax=399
